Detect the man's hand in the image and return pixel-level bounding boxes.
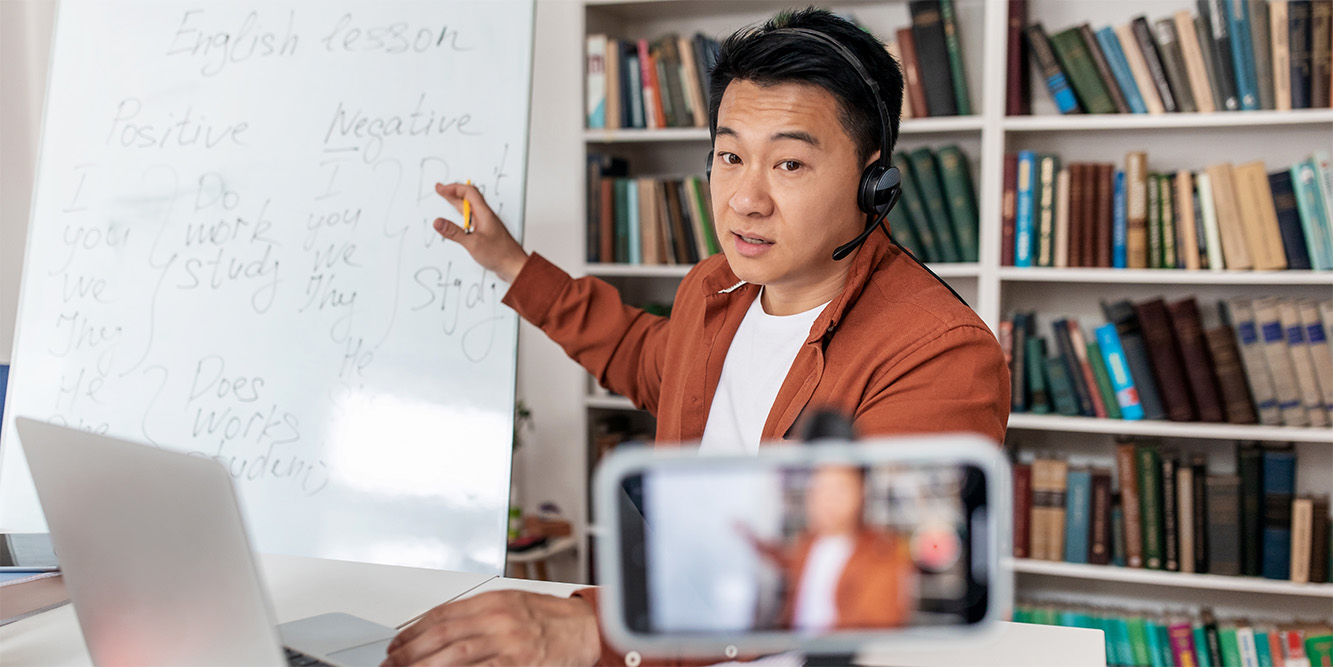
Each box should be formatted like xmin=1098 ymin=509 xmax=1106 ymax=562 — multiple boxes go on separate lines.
xmin=433 ymin=182 xmax=529 ymax=284
xmin=381 ymin=590 xmax=601 ymax=666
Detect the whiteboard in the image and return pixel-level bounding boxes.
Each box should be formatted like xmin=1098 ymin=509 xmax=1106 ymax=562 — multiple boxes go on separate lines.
xmin=0 ymin=0 xmax=535 ymax=574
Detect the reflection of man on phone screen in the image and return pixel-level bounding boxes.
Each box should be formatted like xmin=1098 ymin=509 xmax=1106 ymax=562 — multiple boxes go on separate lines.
xmin=744 ymin=465 xmax=915 ymax=632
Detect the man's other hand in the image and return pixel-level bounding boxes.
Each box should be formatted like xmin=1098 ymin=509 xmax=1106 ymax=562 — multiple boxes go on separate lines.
xmin=381 ymin=590 xmax=600 ymax=666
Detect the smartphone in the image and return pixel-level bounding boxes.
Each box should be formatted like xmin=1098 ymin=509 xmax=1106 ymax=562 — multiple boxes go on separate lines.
xmin=0 ymin=533 xmax=59 ymax=571
xmin=592 ymin=434 xmax=1011 ymax=658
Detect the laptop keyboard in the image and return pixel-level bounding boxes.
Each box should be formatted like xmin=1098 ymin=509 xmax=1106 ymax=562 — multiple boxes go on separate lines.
xmin=285 ymin=647 xmax=334 ymax=667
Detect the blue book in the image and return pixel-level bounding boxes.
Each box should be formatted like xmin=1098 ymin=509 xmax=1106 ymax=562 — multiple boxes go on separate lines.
xmin=1194 ymin=625 xmax=1213 ymax=667
xmin=1095 ymin=27 xmax=1149 ymax=113
xmin=1112 ymin=170 xmax=1128 ymax=268
xmin=1268 ymin=170 xmax=1313 ymax=270
xmin=1156 ymin=622 xmax=1175 ymax=667
xmin=626 ymin=180 xmax=641 ymax=264
xmin=1064 ymin=468 xmax=1092 ymax=563
xmin=1291 ymin=160 xmax=1333 ymax=270
xmin=1015 ymin=151 xmax=1038 ymax=267
xmin=1095 ymin=323 xmax=1145 ymax=420
xmin=625 ymin=52 xmax=644 ymax=128
xmin=1255 ymin=629 xmax=1274 ymax=667
xmin=1261 ymin=448 xmax=1296 ymax=580
xmin=1225 ymin=0 xmax=1261 ymax=110
xmin=1144 ymin=618 xmax=1167 ymax=667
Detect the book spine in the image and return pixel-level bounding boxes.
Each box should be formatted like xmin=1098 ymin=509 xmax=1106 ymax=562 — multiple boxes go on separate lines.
xmin=1014 ymin=463 xmax=1032 ymax=559
xmin=1291 ymin=160 xmax=1333 ymax=271
xmin=1204 ymin=325 xmax=1260 ymax=424
xmin=1065 ymin=468 xmax=1092 ymax=564
xmin=1113 ymin=170 xmax=1129 ymax=268
xmin=1131 ymin=16 xmax=1180 ymax=112
xmin=936 ymin=145 xmax=979 ymax=262
xmin=1291 ymin=496 xmax=1313 ymax=583
xmin=1094 ymin=164 xmax=1114 ymax=268
xmin=1090 ymin=469 xmax=1113 ymax=565
xmin=1097 ymin=27 xmax=1150 ymax=113
xmin=586 ymin=35 xmax=607 ymax=129
xmin=1137 ymin=444 xmax=1165 ymax=569
xmin=1250 ymin=0 xmax=1276 ymax=110
xmin=1196 ymin=172 xmax=1226 ymax=270
xmin=1011 ymin=313 xmax=1030 ymax=412
xmin=1117 ymin=22 xmax=1167 ymax=113
xmin=1054 ymin=168 xmax=1071 ymax=268
xmin=1201 ymin=0 xmax=1242 ymax=110
xmin=626 ymin=178 xmax=641 ymax=264
xmin=1160 ymin=173 xmax=1178 ymax=269
xmin=1291 ymin=0 xmax=1313 ymax=109
xmin=1206 ymin=162 xmax=1256 ymax=270
xmin=1176 ymin=171 xmax=1202 ymax=270
xmin=1089 ymin=340 xmax=1123 ymax=419
xmin=624 ymin=46 xmax=644 ymax=128
xmin=1117 ymin=441 xmax=1145 ymax=568
xmin=1279 ymin=299 xmax=1330 ymax=426
xmin=1312 ymin=0 xmax=1331 ymax=107
xmin=1178 ymin=460 xmax=1195 ymax=573
xmin=1167 ymin=296 xmax=1226 ymax=422
xmin=1079 ymin=23 xmax=1131 ymax=113
xmin=1038 ymin=156 xmax=1060 ymax=267
xmin=1309 ymin=496 xmax=1330 ymax=583
xmin=1255 ymin=297 xmax=1312 ymax=426
xmin=910 ymin=0 xmax=959 ymax=116
xmin=1064 ymin=163 xmax=1082 ymax=267
xmin=1297 ymin=299 xmax=1333 ymax=413
xmin=1045 ymin=355 xmax=1081 ymax=416
xmin=1234 ymin=161 xmax=1289 ymax=271
xmin=1103 ymin=299 xmax=1167 ymax=419
xmin=1016 ymin=151 xmax=1038 ymax=266
xmin=1126 ymin=152 xmax=1150 ymax=268
xmin=1226 ymin=0 xmax=1262 ymax=109
xmin=1053 ymin=319 xmax=1096 ymax=417
xmin=1006 ymin=0 xmax=1031 ymax=116
xmin=1272 ymin=1 xmax=1293 ymax=111
xmin=1195 ymin=12 xmax=1231 ymax=112
xmin=1155 ymin=17 xmax=1199 ymax=112
xmin=1260 ymin=447 xmax=1296 ymax=580
xmin=1135 ymin=298 xmax=1198 ymax=422
xmin=1171 ymin=622 xmax=1200 ymax=667
xmin=1070 ymin=321 xmax=1110 ymax=418
xmin=1032 ymin=458 xmax=1070 ymax=561
xmin=1026 ymin=23 xmax=1082 ymax=113
xmin=1096 ymin=323 xmax=1146 ymax=419
xmin=1229 ymin=299 xmax=1284 ymax=425
xmin=1051 ymin=27 xmax=1118 ymax=114
xmin=896 ymin=27 xmax=931 ymax=118
xmin=1161 ymin=454 xmax=1180 ymax=571
xmin=1112 ymin=503 xmax=1128 ymax=567
xmin=1238 ymin=443 xmax=1265 ymax=576
xmin=1027 ymin=335 xmax=1052 ymax=413
xmin=1002 ymin=154 xmax=1018 ymax=266
xmin=908 ymin=148 xmax=963 ymax=262
xmin=938 ymin=0 xmax=972 ymax=115
xmin=1269 ymin=170 xmax=1314 ymax=270
xmin=1176 ymin=10 xmax=1219 ymax=112
xmin=1206 ymin=474 xmax=1243 ymax=575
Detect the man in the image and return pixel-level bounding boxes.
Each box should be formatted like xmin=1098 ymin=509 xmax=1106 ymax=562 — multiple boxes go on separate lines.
xmin=383 ymin=8 xmax=1008 ymax=666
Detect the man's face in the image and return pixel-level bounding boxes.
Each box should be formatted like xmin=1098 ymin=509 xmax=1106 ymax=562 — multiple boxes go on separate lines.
xmin=710 ymin=80 xmax=869 ymax=299
xmin=805 ymin=465 xmax=865 ymax=536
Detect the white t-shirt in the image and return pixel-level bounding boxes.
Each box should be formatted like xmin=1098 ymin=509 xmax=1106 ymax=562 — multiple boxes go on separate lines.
xmin=699 ymin=289 xmax=828 ymax=454
xmin=792 ymin=534 xmax=855 ymax=632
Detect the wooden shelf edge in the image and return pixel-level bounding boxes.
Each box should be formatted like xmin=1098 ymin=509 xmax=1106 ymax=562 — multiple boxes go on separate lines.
xmin=1008 ymin=558 xmax=1333 ymax=598
xmin=1006 ymin=414 xmax=1333 ymax=443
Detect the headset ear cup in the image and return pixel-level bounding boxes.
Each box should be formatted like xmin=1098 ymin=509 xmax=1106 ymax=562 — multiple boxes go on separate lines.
xmin=858 ymin=163 xmax=887 ymax=215
xmin=705 ymin=151 xmax=713 ymax=182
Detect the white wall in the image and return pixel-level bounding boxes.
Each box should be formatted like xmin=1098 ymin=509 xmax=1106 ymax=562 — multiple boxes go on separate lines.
xmin=0 ymin=0 xmax=591 ymax=582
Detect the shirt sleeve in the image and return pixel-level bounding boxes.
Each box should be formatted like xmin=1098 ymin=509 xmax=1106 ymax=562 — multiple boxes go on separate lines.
xmin=501 ymin=253 xmax=671 ymax=414
xmin=852 ymin=323 xmax=1011 ymax=445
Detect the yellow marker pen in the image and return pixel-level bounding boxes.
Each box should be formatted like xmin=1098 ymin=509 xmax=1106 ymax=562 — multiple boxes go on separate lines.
xmin=463 ymin=179 xmax=473 ymax=234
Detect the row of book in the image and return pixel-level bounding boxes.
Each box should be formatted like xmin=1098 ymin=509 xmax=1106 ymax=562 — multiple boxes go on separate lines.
xmin=1014 ymin=602 xmax=1333 ymax=667
xmin=885 ymin=146 xmax=979 ymax=264
xmin=1001 ymin=150 xmax=1333 ymax=271
xmin=1003 ymin=298 xmax=1333 ymax=427
xmin=1015 ymin=441 xmax=1330 ymax=583
xmin=1019 ymin=2 xmax=1333 ymax=116
xmin=585 ymin=32 xmax=719 ymax=131
xmin=584 ymin=155 xmax=717 ymax=265
xmin=889 ymin=1 xmax=975 ymax=119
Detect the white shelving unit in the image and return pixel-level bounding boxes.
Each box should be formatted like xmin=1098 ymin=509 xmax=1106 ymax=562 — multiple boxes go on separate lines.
xmin=573 ymin=0 xmax=1333 ymax=618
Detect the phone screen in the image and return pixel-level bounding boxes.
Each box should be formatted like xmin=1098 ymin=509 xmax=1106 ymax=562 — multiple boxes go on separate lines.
xmin=0 ymin=533 xmax=59 ymax=570
xmin=615 ymin=460 xmax=989 ymax=637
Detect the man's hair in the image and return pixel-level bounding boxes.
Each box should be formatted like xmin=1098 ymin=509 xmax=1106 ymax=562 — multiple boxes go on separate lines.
xmin=707 ymin=8 xmax=904 ymax=166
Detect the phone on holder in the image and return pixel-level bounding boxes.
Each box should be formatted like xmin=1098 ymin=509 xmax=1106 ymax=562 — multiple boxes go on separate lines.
xmin=592 ymin=434 xmax=1012 ymax=660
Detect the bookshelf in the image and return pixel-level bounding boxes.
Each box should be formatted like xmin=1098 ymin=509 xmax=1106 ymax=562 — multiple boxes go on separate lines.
xmin=568 ymin=0 xmax=1333 ymax=623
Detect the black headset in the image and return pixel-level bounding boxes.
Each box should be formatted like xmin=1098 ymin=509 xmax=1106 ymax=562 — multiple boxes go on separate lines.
xmin=705 ymin=26 xmax=967 ymax=306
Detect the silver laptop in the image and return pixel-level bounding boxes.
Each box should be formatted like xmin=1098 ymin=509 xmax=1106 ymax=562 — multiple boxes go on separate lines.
xmin=14 ymin=417 xmax=399 ymax=667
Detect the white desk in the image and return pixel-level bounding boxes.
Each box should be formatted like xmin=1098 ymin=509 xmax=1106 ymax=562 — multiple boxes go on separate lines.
xmin=0 ymin=555 xmax=1105 ymax=667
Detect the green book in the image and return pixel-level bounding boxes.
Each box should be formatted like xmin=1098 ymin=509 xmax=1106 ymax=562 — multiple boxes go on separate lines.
xmin=1193 ymin=625 xmax=1213 ymax=667
xmin=886 ymin=199 xmax=928 ymax=262
xmin=1136 ymin=444 xmax=1165 ymax=570
xmin=1306 ymin=634 xmax=1333 ymax=667
xmin=939 ymin=0 xmax=972 ymax=115
xmin=613 ymin=178 xmax=631 ymax=263
xmin=1044 ymin=356 xmax=1080 ymax=416
xmin=1254 ymin=629 xmax=1273 ymax=667
xmin=1147 ymin=173 xmax=1162 ymax=270
xmin=1087 ymin=340 xmax=1123 ymax=419
xmin=687 ymin=176 xmax=721 ymax=256
xmin=1219 ymin=627 xmax=1242 ymax=667
xmin=1012 ymin=607 xmax=1032 ymax=623
xmin=907 ymin=148 xmax=964 ymax=263
xmin=936 ymin=145 xmax=980 ymax=262
xmin=1109 ymin=617 xmax=1134 ymax=667
xmin=1049 ymin=27 xmax=1118 ymax=113
xmin=1154 ymin=622 xmax=1173 ymax=667
xmin=1026 ymin=336 xmax=1052 ymax=414
xmin=1128 ymin=617 xmax=1153 ymax=667
xmin=896 ymin=151 xmax=959 ymax=262
xmin=1159 ymin=174 xmax=1177 ymax=270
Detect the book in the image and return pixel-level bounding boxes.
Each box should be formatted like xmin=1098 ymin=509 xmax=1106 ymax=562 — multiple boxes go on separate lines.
xmin=896 ymin=27 xmax=930 ymax=118
xmin=1097 ymin=26 xmax=1150 ymax=114
xmin=1027 ymin=335 xmax=1052 ymax=414
xmin=900 ymin=150 xmax=962 ymax=262
xmin=1117 ymin=441 xmax=1145 ymax=568
xmin=635 ymin=39 xmax=662 ymax=129
xmin=1255 ymin=297 xmax=1311 ymax=426
xmin=1206 ymin=474 xmax=1243 ymax=576
xmin=1166 ymin=297 xmax=1225 ymax=423
xmin=586 ymin=35 xmax=607 ymax=129
xmin=1014 ymin=463 xmax=1032 ymax=558
xmin=1074 ymin=24 xmax=1131 ymax=114
xmin=1113 ymin=169 xmax=1129 ymax=268
xmin=1011 ymin=312 xmax=1031 ymax=412
xmin=1102 ymin=299 xmax=1167 ymax=420
xmin=1006 ymin=0 xmax=1030 ymax=116
xmin=1292 ymin=159 xmax=1333 ymax=270
xmin=1311 ymin=495 xmax=1330 ymax=583
xmin=1137 ymin=443 xmax=1165 ymax=569
xmin=1002 ymin=154 xmax=1018 ymax=266
xmin=1278 ymin=298 xmax=1330 ymax=426
xmin=1177 ymin=10 xmax=1219 ymax=113
xmin=1065 ymin=467 xmax=1092 ymax=564
xmin=1125 ymin=151 xmax=1150 ymax=268
xmin=1094 ymin=164 xmax=1114 ymax=268
xmin=1292 ymin=0 xmax=1315 ymax=109
xmin=1250 ymin=0 xmax=1277 ymax=110
xmin=1045 ymin=355 xmax=1081 ymax=416
xmin=1226 ymin=0 xmax=1262 ymax=109
xmin=1131 ymin=15 xmax=1180 ymax=112
xmin=1190 ymin=456 xmax=1210 ymax=574
xmin=936 ymin=145 xmax=980 ymax=262
xmin=1226 ymin=298 xmax=1283 ymax=425
xmin=1205 ymin=162 xmax=1254 ymax=270
xmin=1238 ymin=442 xmax=1266 ymax=576
xmin=1065 ymin=163 xmax=1083 ymax=267
xmin=1134 ymin=298 xmax=1197 ymax=422
xmin=1031 ymin=457 xmax=1070 ymax=561
xmin=1196 ymin=172 xmax=1227 ymax=270
xmin=910 ymin=1 xmax=959 ymax=116
xmin=1051 ymin=27 xmax=1118 ymax=114
xmin=1015 ymin=151 xmax=1038 ymax=266
xmin=1313 ymin=0 xmax=1331 ymax=107
xmin=1052 ymin=318 xmax=1096 ymax=417
xmin=1069 ymin=321 xmax=1110 ymax=418
xmin=1291 ymin=496 xmax=1314 ymax=583
xmin=1297 ymin=298 xmax=1333 ymax=414
xmin=1203 ymin=324 xmax=1260 ymax=424
xmin=1232 ymin=161 xmax=1289 ymax=271
xmin=1027 ymin=23 xmax=1082 ymax=113
xmin=1260 ymin=446 xmax=1296 ymax=580
xmin=1096 ymin=323 xmax=1146 ymax=420
xmin=1158 ymin=173 xmax=1177 ymax=269
xmin=1155 ymin=17 xmax=1199 ymax=113
xmin=1170 ymin=622 xmax=1200 ymax=667
xmin=1112 ymin=503 xmax=1128 ymax=567
xmin=1195 ymin=11 xmax=1232 ymax=112
xmin=623 ymin=43 xmax=644 ymax=128
xmin=1161 ymin=454 xmax=1181 ymax=571
xmin=1055 ymin=164 xmax=1072 ymax=268
xmin=1200 ymin=0 xmax=1243 ymax=110
xmin=1176 ymin=171 xmax=1202 ymax=270
xmin=938 ymin=0 xmax=972 ymax=116
xmin=1090 ymin=468 xmax=1114 ymax=566
xmin=1269 ymin=169 xmax=1314 ymax=270
xmin=1088 ymin=340 xmax=1122 ymax=420
xmin=1272 ymin=1 xmax=1293 ymax=111
xmin=1118 ymin=19 xmax=1168 ymax=114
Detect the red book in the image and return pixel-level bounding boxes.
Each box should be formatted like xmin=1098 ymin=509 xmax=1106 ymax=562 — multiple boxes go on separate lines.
xmin=1094 ymin=163 xmax=1114 ymax=268
xmin=636 ymin=39 xmax=665 ymax=129
xmin=1014 ymin=463 xmax=1032 ymax=558
xmin=1006 ymin=0 xmax=1031 ymax=115
xmin=896 ymin=28 xmax=930 ymax=118
xmin=1078 ymin=163 xmax=1098 ymax=268
xmin=1002 ymin=154 xmax=1018 ymax=266
xmin=1067 ymin=163 xmax=1086 ymax=267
